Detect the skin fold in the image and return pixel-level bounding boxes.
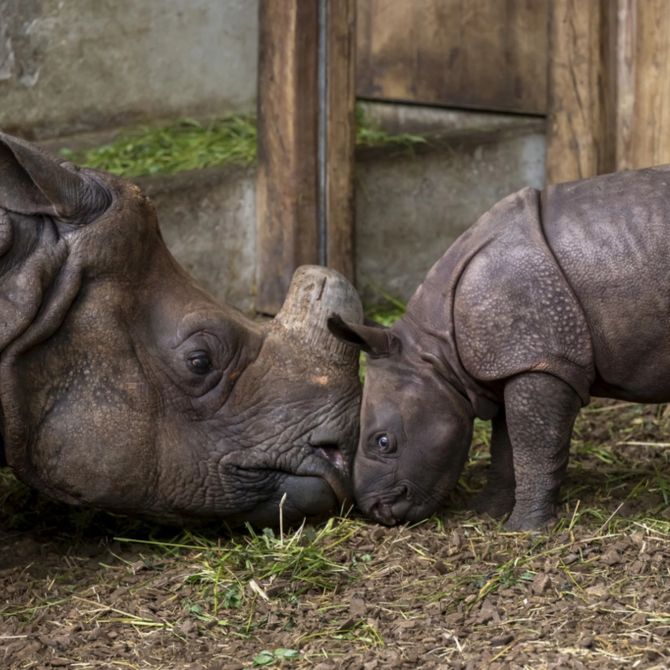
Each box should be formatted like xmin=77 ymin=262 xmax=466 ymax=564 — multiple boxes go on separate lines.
xmin=0 ymin=131 xmax=363 ymax=528
xmin=330 ymin=167 xmax=670 ymax=531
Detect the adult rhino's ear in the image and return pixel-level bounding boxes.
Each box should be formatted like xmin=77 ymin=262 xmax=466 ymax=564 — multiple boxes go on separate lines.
xmin=327 ymin=313 xmax=401 ymax=358
xmin=0 ymin=132 xmax=110 ymax=223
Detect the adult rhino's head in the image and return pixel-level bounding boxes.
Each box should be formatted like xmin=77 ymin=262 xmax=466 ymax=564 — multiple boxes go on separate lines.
xmin=0 ymin=132 xmax=363 ymax=527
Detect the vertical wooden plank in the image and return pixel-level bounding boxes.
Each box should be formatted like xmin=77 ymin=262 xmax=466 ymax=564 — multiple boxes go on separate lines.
xmin=613 ymin=0 xmax=636 ymax=169
xmin=256 ymin=0 xmax=357 ymax=314
xmin=545 ymin=0 xmax=610 ymax=183
xmin=628 ymin=0 xmax=670 ymax=168
xmin=256 ymin=0 xmax=319 ymax=315
xmin=355 ymin=0 xmax=373 ymax=96
xmin=325 ymin=0 xmax=356 ymax=282
xmin=547 ymin=0 xmax=670 ymax=181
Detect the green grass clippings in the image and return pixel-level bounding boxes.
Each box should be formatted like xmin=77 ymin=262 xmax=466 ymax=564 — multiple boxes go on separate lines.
xmin=62 ymin=106 xmax=427 ymax=179
xmin=62 ymin=116 xmax=258 ymax=178
xmin=354 ymin=105 xmax=427 ymax=149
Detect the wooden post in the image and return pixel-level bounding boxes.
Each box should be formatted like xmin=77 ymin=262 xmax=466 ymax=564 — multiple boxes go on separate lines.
xmin=546 ymin=0 xmax=612 ymax=184
xmin=256 ymin=0 xmax=356 ymax=315
xmin=256 ymin=1 xmax=319 ymax=315
xmin=324 ymin=0 xmax=357 ymax=283
xmin=626 ymin=0 xmax=670 ymax=169
xmin=547 ymin=0 xmax=670 ymax=183
xmin=612 ymin=0 xmax=636 ymax=170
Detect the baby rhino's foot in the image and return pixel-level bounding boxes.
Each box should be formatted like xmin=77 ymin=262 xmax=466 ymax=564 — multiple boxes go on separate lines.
xmin=505 ymin=503 xmax=557 ymax=532
xmin=470 ymin=485 xmax=515 ymax=519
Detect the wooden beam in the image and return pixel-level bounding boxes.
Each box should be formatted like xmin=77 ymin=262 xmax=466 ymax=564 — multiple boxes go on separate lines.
xmin=256 ymin=0 xmax=356 ymax=315
xmin=627 ymin=0 xmax=670 ymax=169
xmin=547 ymin=0 xmax=670 ymax=183
xmin=256 ymin=0 xmax=319 ymax=314
xmin=612 ymin=0 xmax=636 ymax=170
xmin=325 ymin=0 xmax=357 ymax=283
xmin=546 ymin=0 xmax=611 ymax=184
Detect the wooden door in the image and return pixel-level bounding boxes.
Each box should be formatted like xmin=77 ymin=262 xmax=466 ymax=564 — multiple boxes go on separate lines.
xmin=356 ymin=0 xmax=549 ymax=115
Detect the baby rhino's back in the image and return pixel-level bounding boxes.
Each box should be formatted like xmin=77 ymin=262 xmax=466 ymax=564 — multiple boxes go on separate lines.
xmin=543 ymin=166 xmax=670 ymax=401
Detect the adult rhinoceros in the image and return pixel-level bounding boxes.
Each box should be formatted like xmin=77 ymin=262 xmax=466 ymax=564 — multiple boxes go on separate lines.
xmin=0 ymin=131 xmax=362 ymax=527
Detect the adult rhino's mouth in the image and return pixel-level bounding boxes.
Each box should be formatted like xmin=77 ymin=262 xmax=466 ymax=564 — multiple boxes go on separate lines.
xmin=307 ymin=420 xmax=353 ymax=472
xmin=219 ymin=441 xmax=353 ymax=516
xmin=310 ymin=443 xmax=347 ymax=473
xmin=225 ymin=454 xmax=351 ymax=528
xmin=295 ymin=450 xmax=352 ymax=506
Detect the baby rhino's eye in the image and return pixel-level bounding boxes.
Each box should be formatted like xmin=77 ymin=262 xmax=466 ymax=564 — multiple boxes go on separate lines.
xmin=374 ymin=432 xmax=396 ymax=453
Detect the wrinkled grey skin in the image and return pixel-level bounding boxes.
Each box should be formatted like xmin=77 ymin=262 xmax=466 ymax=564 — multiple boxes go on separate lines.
xmin=0 ymin=131 xmax=363 ymax=528
xmin=330 ymin=167 xmax=670 ymax=531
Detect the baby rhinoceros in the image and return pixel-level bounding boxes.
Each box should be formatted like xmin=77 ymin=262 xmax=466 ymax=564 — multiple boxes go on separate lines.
xmin=329 ymin=167 xmax=670 ymax=531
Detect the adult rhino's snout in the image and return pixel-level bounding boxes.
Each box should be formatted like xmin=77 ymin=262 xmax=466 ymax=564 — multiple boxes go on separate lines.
xmin=274 ymin=263 xmax=363 ymax=462
xmin=259 ymin=265 xmax=363 ymax=515
xmin=295 ymin=456 xmax=352 ymax=507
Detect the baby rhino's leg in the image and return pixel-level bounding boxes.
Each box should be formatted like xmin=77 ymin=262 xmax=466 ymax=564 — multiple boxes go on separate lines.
xmin=471 ymin=411 xmax=516 ymax=518
xmin=503 ymin=373 xmax=581 ymax=531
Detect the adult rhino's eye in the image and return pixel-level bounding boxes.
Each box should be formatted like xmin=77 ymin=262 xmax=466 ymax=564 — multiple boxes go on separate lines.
xmin=374 ymin=432 xmax=396 ymax=453
xmin=187 ymin=351 xmax=213 ymax=375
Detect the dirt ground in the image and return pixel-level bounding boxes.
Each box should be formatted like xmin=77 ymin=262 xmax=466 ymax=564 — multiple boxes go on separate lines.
xmin=2 ymin=400 xmax=670 ymax=669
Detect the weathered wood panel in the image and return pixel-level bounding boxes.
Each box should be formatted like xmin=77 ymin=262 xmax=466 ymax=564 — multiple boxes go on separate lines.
xmin=545 ymin=0 xmax=609 ymax=183
xmin=256 ymin=0 xmax=319 ymax=314
xmin=547 ymin=0 xmax=670 ymax=183
xmin=628 ymin=0 xmax=670 ymax=169
xmin=256 ymin=0 xmax=357 ymax=314
xmin=325 ymin=0 xmax=357 ymax=283
xmin=356 ymin=0 xmax=549 ymax=115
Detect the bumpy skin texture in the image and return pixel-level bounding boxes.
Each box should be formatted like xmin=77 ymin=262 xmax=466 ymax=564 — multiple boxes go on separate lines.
xmin=0 ymin=132 xmax=363 ymax=528
xmin=330 ymin=166 xmax=670 ymax=531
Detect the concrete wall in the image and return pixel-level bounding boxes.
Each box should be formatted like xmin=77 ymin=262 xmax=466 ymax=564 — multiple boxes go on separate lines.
xmin=0 ymin=0 xmax=258 ymax=139
xmin=131 ymin=121 xmax=545 ymax=313
xmin=137 ymin=166 xmax=257 ymax=314
xmin=355 ymin=122 xmax=546 ymax=304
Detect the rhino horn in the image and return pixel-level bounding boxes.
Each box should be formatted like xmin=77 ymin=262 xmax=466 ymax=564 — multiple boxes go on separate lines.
xmin=0 ymin=131 xmax=110 ymax=222
xmin=274 ymin=265 xmax=363 ymax=366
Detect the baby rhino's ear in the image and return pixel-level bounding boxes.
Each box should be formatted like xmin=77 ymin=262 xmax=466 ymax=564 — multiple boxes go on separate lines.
xmin=327 ymin=314 xmax=401 ymax=358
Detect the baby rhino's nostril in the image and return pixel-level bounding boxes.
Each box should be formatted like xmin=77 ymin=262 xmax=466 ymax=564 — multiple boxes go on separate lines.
xmin=369 ymin=500 xmax=397 ymax=526
xmin=390 ymin=496 xmax=413 ymax=524
xmin=385 ymin=484 xmax=411 ymax=523
xmin=367 ymin=485 xmax=413 ymax=526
